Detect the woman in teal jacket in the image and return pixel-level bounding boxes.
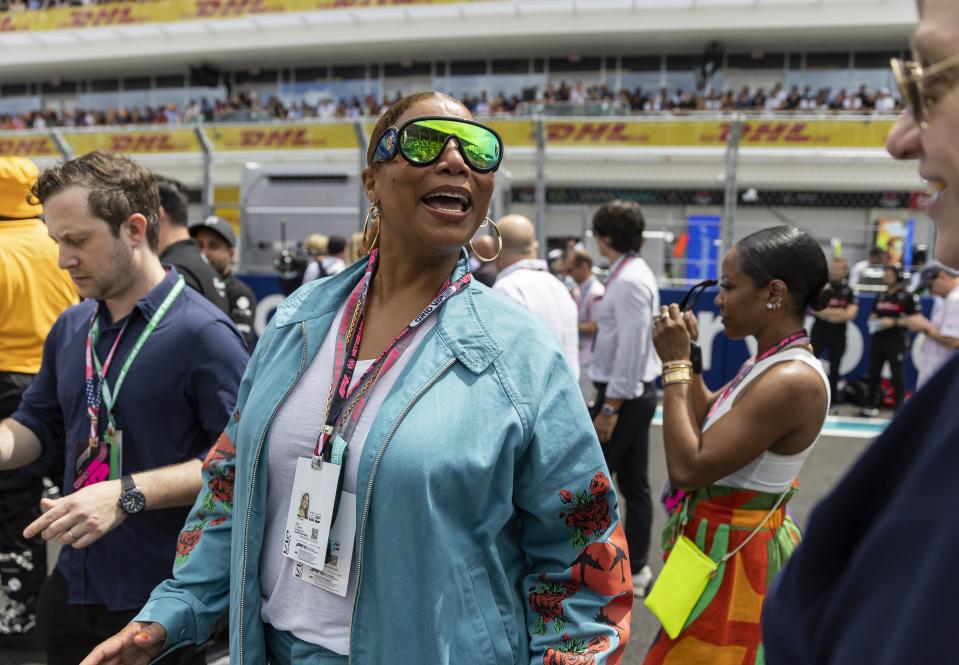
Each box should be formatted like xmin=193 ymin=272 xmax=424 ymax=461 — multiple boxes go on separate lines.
xmin=81 ymin=92 xmax=632 ymax=665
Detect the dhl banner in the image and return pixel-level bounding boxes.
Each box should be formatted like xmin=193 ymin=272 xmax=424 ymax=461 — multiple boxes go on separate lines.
xmin=0 ymin=118 xmax=899 ymax=158
xmin=0 ymin=134 xmax=59 ymax=158
xmin=542 ymin=119 xmax=897 ymax=148
xmin=0 ymin=0 xmax=485 ymax=33
xmin=209 ymin=123 xmax=359 ymax=151
xmin=61 ymin=129 xmax=200 ymax=155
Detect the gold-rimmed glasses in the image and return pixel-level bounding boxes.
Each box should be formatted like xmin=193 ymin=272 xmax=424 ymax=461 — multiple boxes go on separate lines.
xmin=891 ymin=53 xmax=959 ymax=127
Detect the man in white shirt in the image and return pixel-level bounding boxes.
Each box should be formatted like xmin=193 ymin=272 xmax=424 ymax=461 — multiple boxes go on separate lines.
xmin=569 ymin=250 xmax=605 ymax=400
xmin=588 ymin=199 xmax=661 ymax=599
xmin=908 ymin=263 xmax=959 ymax=387
xmin=493 ymin=215 xmax=579 ymax=377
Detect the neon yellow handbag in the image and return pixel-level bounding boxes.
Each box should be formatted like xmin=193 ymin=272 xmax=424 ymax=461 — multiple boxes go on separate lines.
xmin=644 ymin=534 xmax=717 ymax=639
xmin=644 ymin=490 xmax=788 ymax=639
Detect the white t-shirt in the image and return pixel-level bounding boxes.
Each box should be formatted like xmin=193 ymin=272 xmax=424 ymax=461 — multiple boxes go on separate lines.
xmin=918 ymin=286 xmax=959 ymax=388
xmin=259 ymin=301 xmax=435 ymax=654
xmin=494 ymin=259 xmax=580 ymax=377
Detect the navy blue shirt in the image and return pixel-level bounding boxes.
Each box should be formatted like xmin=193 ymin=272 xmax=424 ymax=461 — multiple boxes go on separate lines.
xmin=763 ymin=351 xmax=959 ymax=663
xmin=12 ymin=269 xmax=248 ymax=611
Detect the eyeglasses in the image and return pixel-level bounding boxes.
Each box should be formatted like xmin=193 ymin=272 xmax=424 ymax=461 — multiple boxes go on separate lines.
xmin=372 ymin=116 xmax=503 ymax=173
xmin=891 ymin=53 xmax=959 ymax=127
xmin=679 ymin=279 xmax=717 ymax=312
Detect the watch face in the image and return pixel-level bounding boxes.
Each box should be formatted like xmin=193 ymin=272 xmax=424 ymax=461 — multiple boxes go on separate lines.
xmin=121 ymin=490 xmax=146 ymax=514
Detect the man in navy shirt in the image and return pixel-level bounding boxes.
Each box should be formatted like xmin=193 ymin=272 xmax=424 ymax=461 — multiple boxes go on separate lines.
xmin=0 ymin=150 xmax=248 ymax=665
xmin=763 ymin=1 xmax=959 ymax=661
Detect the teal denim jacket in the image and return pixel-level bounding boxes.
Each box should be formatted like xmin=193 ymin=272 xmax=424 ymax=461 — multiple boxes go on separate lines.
xmin=136 ymin=252 xmax=633 ymax=664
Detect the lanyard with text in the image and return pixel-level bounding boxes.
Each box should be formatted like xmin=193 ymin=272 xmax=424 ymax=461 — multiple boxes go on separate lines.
xmin=76 ymin=276 xmax=185 ymax=489
xmin=315 ymin=248 xmax=472 ymax=466
xmin=706 ymin=329 xmax=810 ymax=421
xmin=282 ymin=250 xmax=470 ymax=574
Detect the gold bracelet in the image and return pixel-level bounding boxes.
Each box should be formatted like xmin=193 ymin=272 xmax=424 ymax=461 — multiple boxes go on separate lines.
xmin=663 ymin=369 xmax=692 ymax=384
xmin=662 ymin=360 xmax=693 ymax=371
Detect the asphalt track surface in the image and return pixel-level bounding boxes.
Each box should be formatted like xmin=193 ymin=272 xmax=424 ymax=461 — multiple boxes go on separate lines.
xmin=1 ymin=415 xmax=879 ymax=665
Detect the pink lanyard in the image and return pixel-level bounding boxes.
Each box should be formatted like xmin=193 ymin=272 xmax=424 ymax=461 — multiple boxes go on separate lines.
xmin=315 ymin=248 xmax=472 ymax=461
xmin=705 ymin=330 xmax=810 ymax=421
xmin=604 ymin=254 xmax=635 ymax=288
xmin=84 ymin=316 xmax=130 ymax=441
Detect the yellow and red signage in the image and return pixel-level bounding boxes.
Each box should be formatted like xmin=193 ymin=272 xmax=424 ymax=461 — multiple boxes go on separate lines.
xmin=0 ymin=134 xmax=59 ymax=158
xmin=0 ymin=0 xmax=486 ymax=33
xmin=209 ymin=123 xmax=360 ymax=151
xmin=541 ymin=119 xmax=896 ymax=148
xmin=61 ymin=129 xmax=200 ymax=155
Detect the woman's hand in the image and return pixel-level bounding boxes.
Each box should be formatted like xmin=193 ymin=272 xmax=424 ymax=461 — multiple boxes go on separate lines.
xmin=683 ymin=310 xmax=699 ymax=342
xmin=79 ymin=621 xmax=167 ymax=665
xmin=653 ymin=304 xmax=691 ymax=362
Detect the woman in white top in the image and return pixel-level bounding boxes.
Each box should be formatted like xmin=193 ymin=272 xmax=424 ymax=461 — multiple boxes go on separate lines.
xmin=644 ymin=225 xmax=831 ymax=665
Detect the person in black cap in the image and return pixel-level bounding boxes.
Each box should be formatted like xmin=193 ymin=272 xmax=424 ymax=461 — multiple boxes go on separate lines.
xmin=906 ymin=261 xmax=959 ymax=388
xmin=154 ymin=176 xmax=229 ymax=316
xmin=862 ymin=263 xmax=919 ymax=416
xmin=191 ymin=216 xmax=258 ymax=351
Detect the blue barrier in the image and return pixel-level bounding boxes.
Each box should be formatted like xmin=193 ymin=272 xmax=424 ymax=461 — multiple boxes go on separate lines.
xmin=239 ymin=274 xmax=932 ymax=392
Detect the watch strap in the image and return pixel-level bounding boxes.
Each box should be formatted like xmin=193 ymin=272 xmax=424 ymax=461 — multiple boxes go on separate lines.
xmin=121 ymin=475 xmax=135 ymax=492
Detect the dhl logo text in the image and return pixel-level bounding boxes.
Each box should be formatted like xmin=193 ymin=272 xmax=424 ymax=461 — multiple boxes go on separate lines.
xmin=0 ymin=138 xmax=57 ymax=155
xmin=719 ymin=122 xmax=816 ymax=143
xmin=110 ymin=135 xmax=178 ymax=152
xmin=195 ymin=0 xmax=269 ymax=17
xmin=68 ymin=7 xmax=136 ymax=28
xmin=546 ymin=122 xmax=650 ymax=143
xmin=238 ymin=128 xmax=318 ymax=148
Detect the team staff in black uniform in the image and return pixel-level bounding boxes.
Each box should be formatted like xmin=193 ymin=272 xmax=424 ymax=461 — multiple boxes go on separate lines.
xmin=810 ymin=257 xmax=859 ymax=406
xmin=863 ymin=263 xmax=920 ymax=416
xmin=190 ymin=216 xmax=258 ymax=351
xmin=154 ymin=176 xmax=230 ymax=315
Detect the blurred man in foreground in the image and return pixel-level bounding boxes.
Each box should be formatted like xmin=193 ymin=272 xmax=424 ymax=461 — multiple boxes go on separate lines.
xmin=764 ymin=2 xmax=959 ymax=661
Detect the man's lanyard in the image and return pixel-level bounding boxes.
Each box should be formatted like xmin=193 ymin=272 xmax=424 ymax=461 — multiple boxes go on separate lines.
xmin=603 ymin=253 xmax=636 ymax=289
xmin=85 ymin=276 xmax=185 ymax=439
xmin=706 ymin=330 xmax=810 ymax=420
xmin=314 ymin=249 xmax=471 ymax=465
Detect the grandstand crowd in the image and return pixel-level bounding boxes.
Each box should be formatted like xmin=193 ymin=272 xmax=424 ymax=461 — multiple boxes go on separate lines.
xmin=0 ymin=80 xmax=901 ymax=129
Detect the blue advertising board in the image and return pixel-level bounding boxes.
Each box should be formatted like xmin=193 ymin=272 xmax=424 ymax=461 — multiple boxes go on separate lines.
xmin=239 ymin=274 xmax=933 ymax=392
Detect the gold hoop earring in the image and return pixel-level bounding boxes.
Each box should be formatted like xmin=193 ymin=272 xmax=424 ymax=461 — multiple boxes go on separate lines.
xmin=469 ymin=216 xmax=502 ymax=263
xmin=362 ymin=204 xmax=380 ymax=253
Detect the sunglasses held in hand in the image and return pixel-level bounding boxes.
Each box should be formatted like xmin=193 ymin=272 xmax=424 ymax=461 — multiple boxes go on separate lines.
xmin=677 ymin=279 xmax=716 ymax=375
xmin=372 ymin=116 xmax=504 ymax=173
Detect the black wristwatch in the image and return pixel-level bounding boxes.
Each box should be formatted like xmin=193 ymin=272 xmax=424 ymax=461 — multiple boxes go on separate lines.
xmin=690 ymin=343 xmax=703 ymax=375
xmin=118 ymin=475 xmax=146 ymax=515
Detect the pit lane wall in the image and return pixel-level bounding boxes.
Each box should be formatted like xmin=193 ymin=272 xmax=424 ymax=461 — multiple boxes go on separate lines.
xmin=239 ymin=276 xmax=933 ymax=394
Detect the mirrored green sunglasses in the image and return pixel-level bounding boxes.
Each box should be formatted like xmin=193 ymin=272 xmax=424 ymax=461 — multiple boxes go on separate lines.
xmin=372 ymin=116 xmax=503 ymax=173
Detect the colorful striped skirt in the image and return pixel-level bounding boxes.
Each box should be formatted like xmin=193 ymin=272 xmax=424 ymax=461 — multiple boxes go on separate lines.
xmin=643 ymin=483 xmax=801 ymax=665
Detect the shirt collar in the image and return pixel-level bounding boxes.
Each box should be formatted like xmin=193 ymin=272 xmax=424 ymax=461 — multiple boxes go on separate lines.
xmin=97 ymin=267 xmax=180 ymax=328
xmin=496 ymin=258 xmax=548 ymax=281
